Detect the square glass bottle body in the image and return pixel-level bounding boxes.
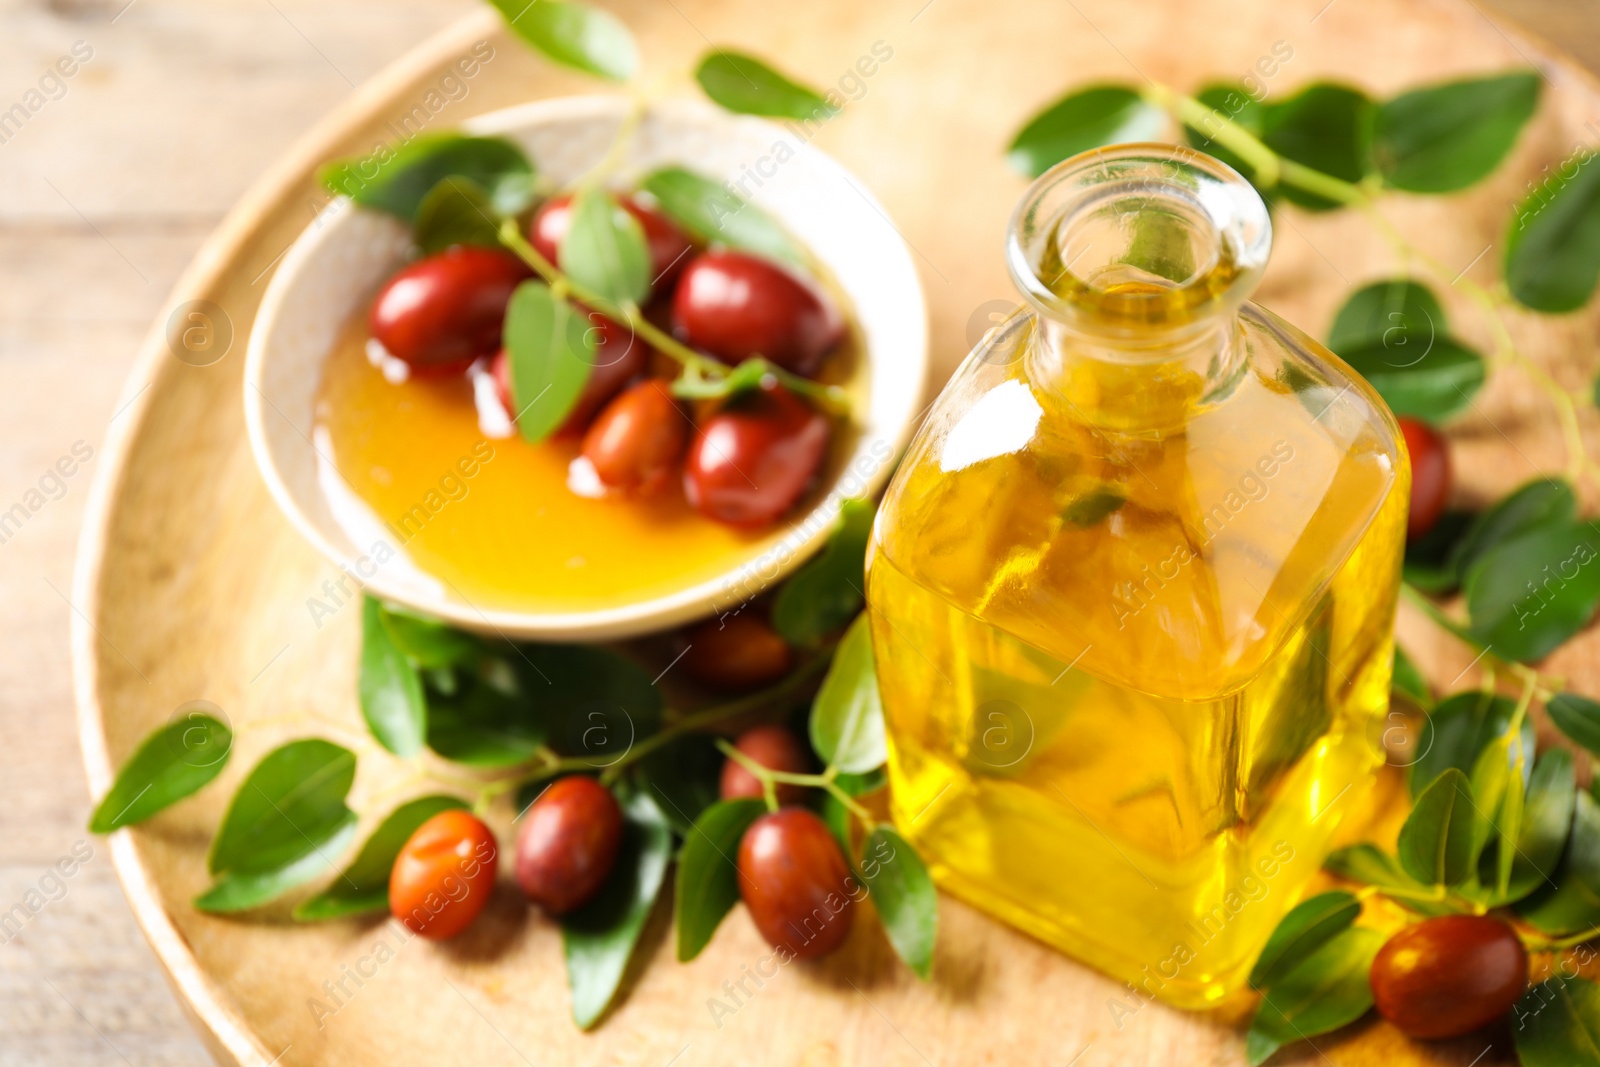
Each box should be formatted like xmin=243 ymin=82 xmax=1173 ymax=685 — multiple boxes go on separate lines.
xmin=864 ymin=148 xmax=1406 ymax=1008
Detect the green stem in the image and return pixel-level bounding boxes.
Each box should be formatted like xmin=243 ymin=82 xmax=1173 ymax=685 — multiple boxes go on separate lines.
xmin=1356 ymin=881 xmax=1478 ymax=912
xmin=569 ymin=94 xmax=648 ymax=193
xmin=598 ymin=653 xmax=834 ymax=785
xmin=714 ymin=739 xmax=878 ymax=830
xmin=1147 ymin=84 xmax=1366 ymax=207
xmin=464 ymin=653 xmax=834 ymax=809
xmin=472 ymin=746 xmax=592 ymax=811
xmin=497 ymin=220 xmax=851 ymax=415
xmin=1524 ymin=926 xmax=1600 ymax=952
xmin=499 ymin=219 xmax=719 ymax=372
xmin=1145 ymin=84 xmax=1280 ymax=188
xmin=1399 ymin=582 xmax=1562 ymax=695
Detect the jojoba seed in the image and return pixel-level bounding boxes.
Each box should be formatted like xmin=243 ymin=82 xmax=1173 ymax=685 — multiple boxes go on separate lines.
xmin=672 ymin=251 xmax=843 ymax=377
xmin=389 ymin=810 xmax=499 ymax=940
xmin=369 ymin=246 xmax=530 ymax=373
xmin=684 ymin=383 xmax=830 ymax=528
xmin=1399 ymin=417 xmax=1451 ymax=541
xmin=1370 ymin=915 xmax=1528 ymax=1039
xmin=683 ymin=615 xmax=795 ymax=693
xmin=581 ymin=380 xmax=689 ymax=494
xmin=515 ymin=776 xmax=623 ymax=915
xmin=737 ymin=807 xmax=856 ymax=960
xmin=720 ymin=724 xmax=809 ymax=805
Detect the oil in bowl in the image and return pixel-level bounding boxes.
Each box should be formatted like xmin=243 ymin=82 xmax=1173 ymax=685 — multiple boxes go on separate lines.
xmin=312 ymin=290 xmax=866 ymax=615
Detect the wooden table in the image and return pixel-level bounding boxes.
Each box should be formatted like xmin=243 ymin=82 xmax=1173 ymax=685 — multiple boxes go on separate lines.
xmin=0 ymin=0 xmax=1592 ymax=1063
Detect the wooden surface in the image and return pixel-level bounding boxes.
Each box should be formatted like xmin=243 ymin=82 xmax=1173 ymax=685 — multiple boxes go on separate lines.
xmin=5 ymin=0 xmax=1599 ymax=1064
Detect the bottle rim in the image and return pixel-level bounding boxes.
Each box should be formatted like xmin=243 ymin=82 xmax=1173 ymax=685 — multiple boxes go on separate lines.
xmin=1005 ymin=142 xmax=1273 ymax=339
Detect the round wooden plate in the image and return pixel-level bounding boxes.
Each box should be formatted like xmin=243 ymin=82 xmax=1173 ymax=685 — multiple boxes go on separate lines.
xmin=73 ymin=1 xmax=1600 ymax=1064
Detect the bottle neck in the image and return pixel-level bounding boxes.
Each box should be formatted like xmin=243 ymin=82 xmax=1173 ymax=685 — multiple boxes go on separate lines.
xmin=1025 ymin=309 xmax=1245 ymax=433
xmin=1003 ymin=144 xmax=1272 ymax=432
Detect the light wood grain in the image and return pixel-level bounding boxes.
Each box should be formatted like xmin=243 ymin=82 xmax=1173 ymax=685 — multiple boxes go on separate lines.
xmin=4 ymin=0 xmax=1597 ymax=1064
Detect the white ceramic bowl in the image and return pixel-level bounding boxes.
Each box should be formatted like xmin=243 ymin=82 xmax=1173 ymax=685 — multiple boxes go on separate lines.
xmin=245 ymin=95 xmax=927 ymax=642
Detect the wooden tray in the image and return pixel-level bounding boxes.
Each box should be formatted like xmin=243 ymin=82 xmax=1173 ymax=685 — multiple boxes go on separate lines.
xmin=72 ymin=1 xmax=1600 ymax=1063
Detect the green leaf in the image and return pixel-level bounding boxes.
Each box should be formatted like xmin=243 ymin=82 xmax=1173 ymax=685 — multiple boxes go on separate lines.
xmin=640 ymin=165 xmax=804 ymax=266
xmin=525 ymin=645 xmax=662 ymax=766
xmin=836 ymin=767 xmax=886 ymax=796
xmin=773 ymin=499 xmax=876 ymax=647
xmin=1245 ymin=926 xmax=1382 ymax=1066
xmin=1374 ymin=71 xmax=1540 ymax=193
xmin=1324 ymin=280 xmax=1483 ymax=419
xmin=1391 ymin=644 xmax=1430 ymax=708
xmin=559 ymin=186 xmax=651 ymax=305
xmin=1465 ymin=521 xmax=1600 ymax=663
xmin=1006 ymin=85 xmax=1164 ymax=179
xmin=197 ymin=742 xmax=364 ymax=914
xmin=859 ymin=826 xmax=936 ymax=980
xmin=1063 ymin=485 xmax=1127 ymax=527
xmin=207 ymin=739 xmax=357 ymax=877
xmin=1550 ymin=693 xmax=1600 ymax=756
xmin=502 ymin=280 xmax=596 ymax=444
xmin=360 ymin=596 xmax=426 ymax=756
xmin=1514 ymin=977 xmax=1600 ymax=1067
xmin=1411 ymin=690 xmax=1529 ymax=797
xmin=1259 ymin=83 xmax=1375 ymax=211
xmin=674 ymin=798 xmax=763 ymax=961
xmin=412 ymin=178 xmax=504 ymax=256
xmin=561 ymin=789 xmax=672 ymax=1029
xmin=1570 ymin=787 xmax=1600 ymax=901
xmin=1518 ymin=869 xmax=1600 ymax=936
xmin=377 ymin=602 xmax=483 ymax=670
xmin=293 ymin=795 xmax=468 ymax=921
xmin=809 ymin=614 xmax=888 ymax=774
xmin=1327 ymin=279 xmax=1445 ymax=354
xmin=1506 ymin=147 xmax=1600 ymax=312
xmin=1468 ymin=729 xmax=1528 ymax=895
xmin=195 ymin=818 xmax=358 ymax=914
xmin=1323 ymin=844 xmax=1457 ymax=916
xmin=1518 ymin=790 xmax=1600 ymax=934
xmin=1339 ymin=337 xmax=1485 ymax=421
xmin=487 ymin=0 xmax=637 ymax=81
xmin=1249 ymin=890 xmax=1362 ymax=992
xmin=1398 ymin=767 xmax=1476 ymax=886
xmin=89 ymin=710 xmax=232 ymax=832
xmin=1403 ymin=509 xmax=1473 ymax=593
xmin=424 ymin=656 xmax=545 ymax=768
xmin=319 ymin=134 xmax=534 ymax=221
xmin=1504 ymin=748 xmax=1576 ymax=903
xmin=1448 ymin=478 xmax=1577 ymax=590
xmin=694 ymin=50 xmax=830 ymax=121
xmin=637 ymin=733 xmax=722 ymax=835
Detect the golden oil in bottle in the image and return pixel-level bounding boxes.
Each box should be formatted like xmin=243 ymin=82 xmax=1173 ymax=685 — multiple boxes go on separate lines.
xmin=865 ymin=145 xmax=1407 ymax=1008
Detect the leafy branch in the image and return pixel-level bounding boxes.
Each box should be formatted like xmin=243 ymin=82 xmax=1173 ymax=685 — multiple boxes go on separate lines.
xmin=495 ymin=218 xmax=850 ymax=414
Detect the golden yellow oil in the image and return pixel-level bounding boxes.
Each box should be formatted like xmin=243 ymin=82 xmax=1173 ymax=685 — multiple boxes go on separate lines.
xmin=866 ymin=311 xmax=1407 ymax=1008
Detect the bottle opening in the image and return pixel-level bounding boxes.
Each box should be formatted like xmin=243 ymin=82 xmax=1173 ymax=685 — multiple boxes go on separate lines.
xmin=1007 ymin=144 xmax=1271 ymax=337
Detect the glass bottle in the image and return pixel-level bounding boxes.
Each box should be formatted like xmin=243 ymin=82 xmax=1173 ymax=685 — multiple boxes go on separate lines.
xmin=864 ymin=144 xmax=1407 ymax=1008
